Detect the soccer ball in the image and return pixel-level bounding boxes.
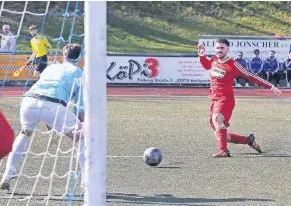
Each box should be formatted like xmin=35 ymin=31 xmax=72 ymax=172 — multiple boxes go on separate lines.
xmin=143 ymin=147 xmax=163 ymax=166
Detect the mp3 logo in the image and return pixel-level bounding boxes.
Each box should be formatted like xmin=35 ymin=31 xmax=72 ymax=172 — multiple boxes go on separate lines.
xmin=107 ymin=57 xmax=160 ymax=81
xmin=141 ymin=58 xmax=160 ymax=79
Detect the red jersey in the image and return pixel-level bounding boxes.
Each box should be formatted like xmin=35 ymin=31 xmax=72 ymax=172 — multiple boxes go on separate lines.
xmin=200 ymin=55 xmax=273 ymax=100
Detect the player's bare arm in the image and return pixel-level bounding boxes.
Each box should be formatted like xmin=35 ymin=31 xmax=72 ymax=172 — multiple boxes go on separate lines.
xmin=48 ymin=44 xmax=53 ymax=57
xmin=199 ymin=44 xmax=213 ymax=70
xmin=271 ymin=86 xmax=282 ymax=95
xmin=27 ymin=52 xmax=35 ymax=65
xmin=198 ymin=44 xmax=206 ymax=56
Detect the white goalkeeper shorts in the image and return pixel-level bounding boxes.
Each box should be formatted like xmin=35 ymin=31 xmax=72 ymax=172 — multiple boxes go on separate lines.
xmin=20 ymin=97 xmax=80 ymax=134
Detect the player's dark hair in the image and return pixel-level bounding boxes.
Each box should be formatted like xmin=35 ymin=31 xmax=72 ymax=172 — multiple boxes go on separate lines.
xmin=216 ymin=38 xmax=230 ymax=47
xmin=254 ymin=49 xmax=260 ymax=53
xmin=28 ymin=24 xmax=37 ymax=30
xmin=63 ymin=44 xmax=82 ymax=61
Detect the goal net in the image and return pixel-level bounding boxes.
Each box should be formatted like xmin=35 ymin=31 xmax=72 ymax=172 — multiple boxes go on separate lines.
xmin=0 ymin=1 xmax=106 ymax=206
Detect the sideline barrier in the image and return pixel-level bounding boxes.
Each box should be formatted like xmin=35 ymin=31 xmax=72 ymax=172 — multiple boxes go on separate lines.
xmin=0 ymin=54 xmax=84 ymax=81
xmin=3 ymin=53 xmax=287 ymax=87
xmin=1 ymin=54 xmax=209 ymax=84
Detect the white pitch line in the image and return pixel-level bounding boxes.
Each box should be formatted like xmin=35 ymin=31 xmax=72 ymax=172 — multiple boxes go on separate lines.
xmin=107 ymin=155 xmax=142 ymax=158
xmin=0 ymin=155 xmax=143 ymax=160
xmin=107 ymin=95 xmax=291 ymax=99
xmin=3 ymin=95 xmax=291 ymax=99
xmin=0 ymin=154 xmax=272 ymax=161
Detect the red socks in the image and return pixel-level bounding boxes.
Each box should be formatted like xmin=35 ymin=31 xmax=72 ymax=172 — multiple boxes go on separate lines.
xmin=215 ymin=129 xmax=228 ymax=151
xmin=214 ymin=131 xmax=250 ymax=152
xmin=228 ymin=133 xmax=249 ymax=145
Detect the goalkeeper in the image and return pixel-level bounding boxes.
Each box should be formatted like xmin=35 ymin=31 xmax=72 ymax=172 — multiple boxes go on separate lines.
xmin=1 ymin=43 xmax=85 ymax=190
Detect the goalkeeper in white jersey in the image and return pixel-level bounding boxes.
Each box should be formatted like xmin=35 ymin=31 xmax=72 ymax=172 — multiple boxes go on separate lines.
xmin=1 ymin=44 xmax=85 ymax=190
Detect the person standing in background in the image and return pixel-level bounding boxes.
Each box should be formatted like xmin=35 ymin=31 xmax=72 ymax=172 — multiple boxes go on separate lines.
xmin=0 ymin=24 xmax=17 ymax=52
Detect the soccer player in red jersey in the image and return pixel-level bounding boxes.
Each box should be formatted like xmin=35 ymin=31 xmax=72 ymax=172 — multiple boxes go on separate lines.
xmin=0 ymin=110 xmax=14 ymax=161
xmin=199 ymin=38 xmax=282 ymax=158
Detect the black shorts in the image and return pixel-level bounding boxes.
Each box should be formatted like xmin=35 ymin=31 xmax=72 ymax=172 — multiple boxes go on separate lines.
xmin=34 ymin=55 xmax=48 ymax=73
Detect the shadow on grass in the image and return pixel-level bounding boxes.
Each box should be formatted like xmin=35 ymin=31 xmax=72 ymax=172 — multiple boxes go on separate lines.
xmin=263 ymin=14 xmax=291 ymax=28
xmin=211 ymin=15 xmax=273 ymax=35
xmin=231 ymin=2 xmax=291 ymax=29
xmin=242 ymin=153 xmax=291 ymax=158
xmin=4 ymin=192 xmax=274 ymax=205
xmin=169 ymin=18 xmax=234 ymax=37
xmin=108 ymin=15 xmax=196 ymax=47
xmin=108 ymin=41 xmax=193 ymax=54
xmin=107 ymin=193 xmax=275 ymax=205
xmin=154 ymin=166 xmax=181 ymax=169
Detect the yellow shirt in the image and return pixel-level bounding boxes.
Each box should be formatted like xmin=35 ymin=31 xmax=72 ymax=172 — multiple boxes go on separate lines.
xmin=30 ymin=35 xmax=51 ymax=58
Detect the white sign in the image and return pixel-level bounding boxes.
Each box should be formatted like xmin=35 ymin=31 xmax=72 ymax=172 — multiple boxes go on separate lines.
xmin=198 ymin=38 xmax=291 ymax=61
xmin=106 ymin=56 xmax=210 ymax=84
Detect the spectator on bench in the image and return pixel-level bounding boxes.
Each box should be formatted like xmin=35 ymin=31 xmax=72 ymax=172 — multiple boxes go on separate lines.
xmin=263 ymin=50 xmax=281 ymax=87
xmin=248 ymin=49 xmax=264 ymax=86
xmin=284 ymin=51 xmax=291 ymax=87
xmin=234 ymin=52 xmax=249 ymax=87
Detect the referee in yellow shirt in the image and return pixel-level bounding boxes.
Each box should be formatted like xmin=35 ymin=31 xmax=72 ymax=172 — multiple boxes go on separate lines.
xmin=27 ymin=24 xmax=52 ymax=78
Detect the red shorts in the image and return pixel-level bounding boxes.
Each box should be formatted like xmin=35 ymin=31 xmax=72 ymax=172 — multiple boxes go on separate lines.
xmin=0 ymin=110 xmax=14 ymax=160
xmin=210 ymin=98 xmax=235 ymax=129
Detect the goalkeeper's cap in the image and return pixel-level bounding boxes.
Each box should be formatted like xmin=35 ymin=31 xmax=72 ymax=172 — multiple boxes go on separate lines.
xmin=63 ymin=44 xmax=82 ymax=62
xmin=28 ymin=24 xmax=37 ymax=30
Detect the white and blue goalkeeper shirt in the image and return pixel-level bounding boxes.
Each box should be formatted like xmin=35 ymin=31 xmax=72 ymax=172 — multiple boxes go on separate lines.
xmin=27 ymin=61 xmax=84 ymax=114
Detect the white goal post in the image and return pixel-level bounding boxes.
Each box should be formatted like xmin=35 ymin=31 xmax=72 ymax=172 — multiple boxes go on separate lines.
xmin=84 ymin=1 xmax=107 ymax=206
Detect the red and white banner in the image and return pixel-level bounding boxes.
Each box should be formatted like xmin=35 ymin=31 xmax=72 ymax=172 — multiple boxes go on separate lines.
xmin=107 ymin=56 xmax=210 ymax=84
